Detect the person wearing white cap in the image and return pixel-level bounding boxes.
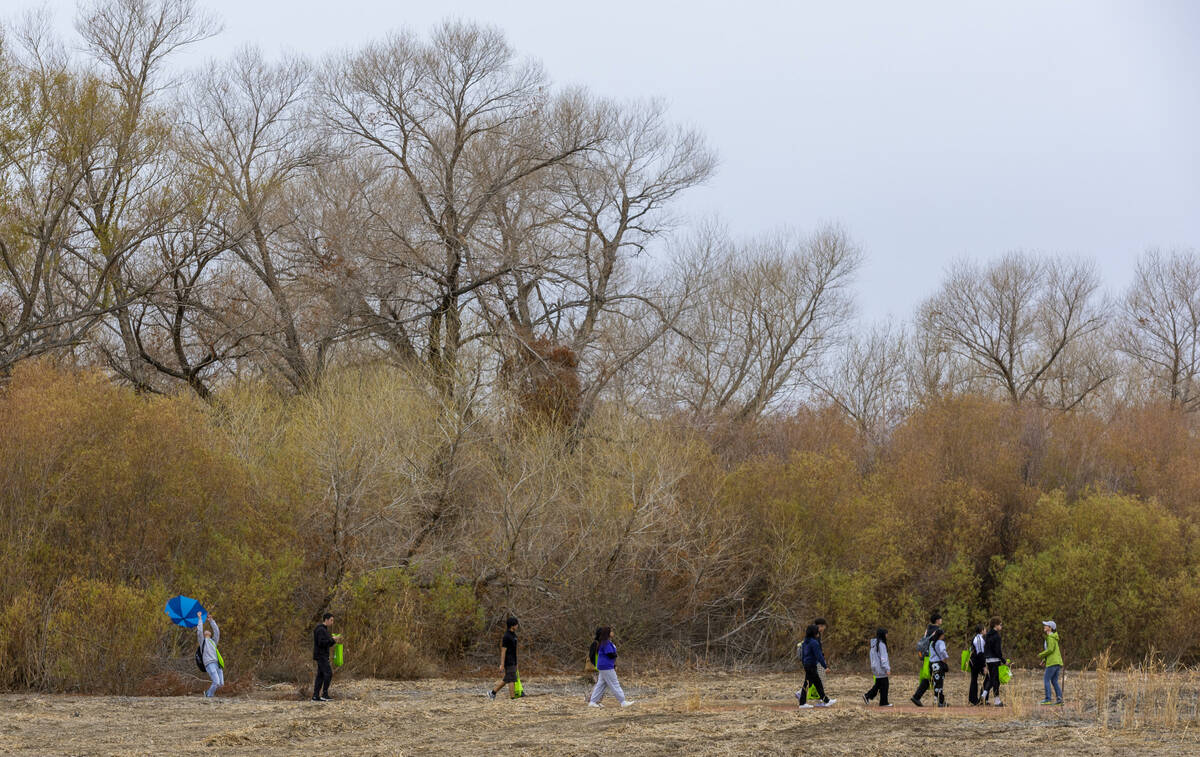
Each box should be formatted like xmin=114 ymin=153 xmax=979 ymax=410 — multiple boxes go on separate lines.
xmin=1038 ymin=621 xmax=1063 ymax=705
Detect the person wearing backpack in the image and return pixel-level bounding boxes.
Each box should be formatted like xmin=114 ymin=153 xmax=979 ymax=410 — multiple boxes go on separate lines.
xmin=196 ymin=611 xmax=223 ymax=698
xmin=928 ymin=628 xmax=950 ymax=707
xmin=795 ymin=624 xmax=836 ymax=708
xmin=588 ymin=627 xmax=634 ymax=707
xmin=968 ymin=623 xmax=988 ymax=705
xmin=910 ymin=611 xmax=942 ymax=707
xmin=981 ymin=616 xmax=1005 ymax=706
xmin=862 ymin=628 xmax=892 ymax=707
xmin=1038 ymin=620 xmax=1064 ymax=705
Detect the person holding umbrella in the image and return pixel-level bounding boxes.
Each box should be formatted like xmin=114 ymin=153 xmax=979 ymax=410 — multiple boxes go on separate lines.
xmin=312 ymin=612 xmax=341 ymax=702
xmin=197 ymin=611 xmax=223 ymax=698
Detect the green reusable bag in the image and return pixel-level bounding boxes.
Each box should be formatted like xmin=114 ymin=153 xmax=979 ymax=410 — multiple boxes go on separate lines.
xmin=919 ymin=655 xmax=931 ymax=681
xmin=806 ymin=683 xmax=819 ymax=700
xmin=513 ymin=672 xmax=524 ymax=697
xmin=960 ymin=649 xmax=970 ymax=672
xmin=998 ymin=663 xmax=1012 ymax=684
xmin=333 ymin=643 xmax=344 ymax=667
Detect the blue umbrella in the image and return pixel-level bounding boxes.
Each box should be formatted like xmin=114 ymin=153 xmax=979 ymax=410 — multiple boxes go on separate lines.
xmin=164 ymin=595 xmax=207 ymax=628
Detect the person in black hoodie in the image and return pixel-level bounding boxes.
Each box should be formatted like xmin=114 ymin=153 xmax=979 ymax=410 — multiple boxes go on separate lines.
xmin=910 ymin=611 xmax=942 ymax=707
xmin=982 ymin=616 xmax=1005 ymax=706
xmin=312 ymin=612 xmax=340 ymax=702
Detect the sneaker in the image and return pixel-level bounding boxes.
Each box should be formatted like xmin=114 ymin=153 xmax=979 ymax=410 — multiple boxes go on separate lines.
xmin=310 ymin=697 xmax=322 ymax=702
xmin=588 ymin=702 xmax=602 ymax=708
xmin=798 ymin=704 xmax=813 ymax=709
xmin=1040 ymin=699 xmax=1053 ymax=705
xmin=621 ymin=701 xmax=636 ymax=707
xmin=881 ymin=703 xmax=894 ymax=707
xmin=826 ymin=698 xmax=837 ymax=706
xmin=1055 ymin=700 xmax=1064 ymax=706
xmin=795 ymin=691 xmax=805 ymax=708
xmin=862 ymin=694 xmax=870 ymax=705
xmin=319 ymin=697 xmax=331 ymax=702
xmin=993 ymin=699 xmax=1004 ymax=707
xmin=910 ymin=696 xmax=923 ymax=707
xmin=487 ymin=690 xmax=496 ymax=700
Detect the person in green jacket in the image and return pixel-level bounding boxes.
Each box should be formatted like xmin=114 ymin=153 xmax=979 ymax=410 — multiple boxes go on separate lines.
xmin=1038 ymin=620 xmax=1063 ymax=705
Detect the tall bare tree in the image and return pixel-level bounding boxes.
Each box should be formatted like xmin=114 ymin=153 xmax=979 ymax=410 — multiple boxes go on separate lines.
xmin=920 ymin=252 xmax=1111 ymax=409
xmin=809 ymin=321 xmax=910 ymax=444
xmin=1117 ymin=248 xmax=1200 ymax=410
xmin=316 ymin=22 xmax=599 ymax=382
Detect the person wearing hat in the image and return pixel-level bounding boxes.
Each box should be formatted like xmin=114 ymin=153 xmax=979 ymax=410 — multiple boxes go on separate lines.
xmin=1038 ymin=621 xmax=1063 ymax=705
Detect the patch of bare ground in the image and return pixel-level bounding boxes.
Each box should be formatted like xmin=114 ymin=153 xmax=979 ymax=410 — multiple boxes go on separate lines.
xmin=2 ymin=671 xmax=1196 ymax=756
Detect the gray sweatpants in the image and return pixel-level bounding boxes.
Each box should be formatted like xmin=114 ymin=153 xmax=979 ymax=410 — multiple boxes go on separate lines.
xmin=589 ymin=668 xmax=627 ymax=705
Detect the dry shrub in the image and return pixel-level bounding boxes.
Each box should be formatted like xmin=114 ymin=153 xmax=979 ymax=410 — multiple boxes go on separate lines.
xmin=136 ymin=672 xmax=198 ymax=697
xmin=1095 ymin=648 xmax=1111 ymax=730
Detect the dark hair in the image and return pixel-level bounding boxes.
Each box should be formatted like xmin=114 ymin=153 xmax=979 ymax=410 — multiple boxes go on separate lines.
xmin=931 ymin=628 xmax=945 ymax=642
xmin=973 ymin=623 xmax=984 ymax=635
xmin=322 ymin=612 xmax=333 ymax=621
xmin=804 ymin=624 xmax=819 ymax=639
xmin=597 ymin=626 xmax=612 ymax=641
xmin=813 ymin=617 xmax=827 ymax=627
xmin=875 ymin=627 xmax=888 ymax=644
xmin=989 ymin=616 xmax=1002 ymax=630
xmin=594 ymin=627 xmax=604 ymax=641
xmin=506 ymin=616 xmax=519 ymax=630
xmin=929 ymin=610 xmax=942 ymax=624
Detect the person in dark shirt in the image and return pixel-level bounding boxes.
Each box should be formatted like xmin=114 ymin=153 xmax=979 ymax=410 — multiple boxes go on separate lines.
xmin=488 ymin=617 xmax=520 ymax=700
xmin=312 ymin=612 xmax=341 ymax=702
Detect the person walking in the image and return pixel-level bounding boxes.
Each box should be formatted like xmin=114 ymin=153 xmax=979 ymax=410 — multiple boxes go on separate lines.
xmin=910 ymin=611 xmax=942 ymax=707
xmin=862 ymin=628 xmax=892 ymax=707
xmin=588 ymin=627 xmax=634 ymax=707
xmin=585 ymin=627 xmax=602 ymax=702
xmin=196 ymin=611 xmax=223 ymax=698
xmin=968 ymin=623 xmax=988 ymax=705
xmin=1039 ymin=620 xmax=1064 ymax=705
xmin=982 ymin=616 xmax=1005 ymax=706
xmin=928 ymin=628 xmax=950 ymax=707
xmin=312 ymin=612 xmax=340 ymax=702
xmin=813 ymin=618 xmax=830 ymax=696
xmin=795 ymin=624 xmax=836 ymax=708
xmin=488 ymin=617 xmax=520 ymax=700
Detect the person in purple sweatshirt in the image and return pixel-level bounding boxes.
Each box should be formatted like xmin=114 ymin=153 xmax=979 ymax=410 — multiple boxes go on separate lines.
xmin=588 ymin=627 xmax=635 ymax=707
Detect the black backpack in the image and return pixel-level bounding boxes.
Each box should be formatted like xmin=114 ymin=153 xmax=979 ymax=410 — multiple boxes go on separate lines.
xmin=588 ymin=640 xmax=599 ymax=668
xmin=195 ymin=644 xmax=206 ymax=672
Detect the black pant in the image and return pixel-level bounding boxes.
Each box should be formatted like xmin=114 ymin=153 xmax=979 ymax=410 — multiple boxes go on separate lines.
xmin=969 ymin=659 xmax=987 ymax=704
xmin=912 ymin=657 xmax=930 ymax=701
xmin=799 ymin=664 xmax=827 ymax=704
xmin=313 ymin=657 xmax=332 ymax=699
xmin=864 ymin=675 xmax=890 ymax=706
xmin=931 ymin=661 xmax=948 ymax=705
xmin=985 ymin=661 xmax=1002 ymax=700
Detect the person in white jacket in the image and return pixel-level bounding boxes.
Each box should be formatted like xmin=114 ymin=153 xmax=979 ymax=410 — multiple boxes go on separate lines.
xmin=928 ymin=628 xmax=950 ymax=707
xmin=862 ymin=628 xmax=892 ymax=706
xmin=197 ymin=611 xmax=223 ymax=698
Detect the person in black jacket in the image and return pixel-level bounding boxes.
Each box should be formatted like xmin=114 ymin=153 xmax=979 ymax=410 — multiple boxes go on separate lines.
xmin=981 ymin=616 xmax=1005 ymax=706
xmin=312 ymin=612 xmax=341 ymax=702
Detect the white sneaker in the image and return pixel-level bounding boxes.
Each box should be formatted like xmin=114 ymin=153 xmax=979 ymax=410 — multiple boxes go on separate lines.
xmin=621 ymin=700 xmax=636 ymax=707
xmin=588 ymin=702 xmax=602 ymax=708
xmin=825 ymin=699 xmax=837 ymax=706
xmin=798 ymin=704 xmax=813 ymax=709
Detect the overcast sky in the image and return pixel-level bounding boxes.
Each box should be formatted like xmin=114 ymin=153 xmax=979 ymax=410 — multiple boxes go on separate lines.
xmin=33 ymin=0 xmax=1200 ymax=323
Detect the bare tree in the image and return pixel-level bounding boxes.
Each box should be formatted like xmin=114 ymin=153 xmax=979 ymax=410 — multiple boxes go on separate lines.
xmin=920 ymin=252 xmax=1111 ymax=409
xmin=1117 ymin=249 xmax=1200 ymax=410
xmin=316 ymin=22 xmax=600 ymax=382
xmin=652 ymin=223 xmax=862 ymax=423
xmin=67 ymin=0 xmax=219 ymax=388
xmin=809 ymin=321 xmax=910 ymax=444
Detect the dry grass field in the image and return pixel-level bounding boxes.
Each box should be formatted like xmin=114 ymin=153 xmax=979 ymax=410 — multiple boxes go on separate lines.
xmin=3 ymin=669 xmax=1197 ymax=756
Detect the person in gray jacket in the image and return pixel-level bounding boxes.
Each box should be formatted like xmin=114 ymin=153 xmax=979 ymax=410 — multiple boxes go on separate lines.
xmin=862 ymin=628 xmax=892 ymax=706
xmin=197 ymin=611 xmax=223 ymax=698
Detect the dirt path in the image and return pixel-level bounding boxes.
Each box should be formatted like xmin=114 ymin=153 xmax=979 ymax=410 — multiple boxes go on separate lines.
xmin=2 ymin=672 xmax=1195 ymax=756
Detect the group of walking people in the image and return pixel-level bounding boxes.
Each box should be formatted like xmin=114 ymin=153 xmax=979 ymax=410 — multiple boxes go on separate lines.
xmin=793 ymin=611 xmax=1065 ymax=709
xmin=199 ymin=608 xmax=1065 ymax=710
